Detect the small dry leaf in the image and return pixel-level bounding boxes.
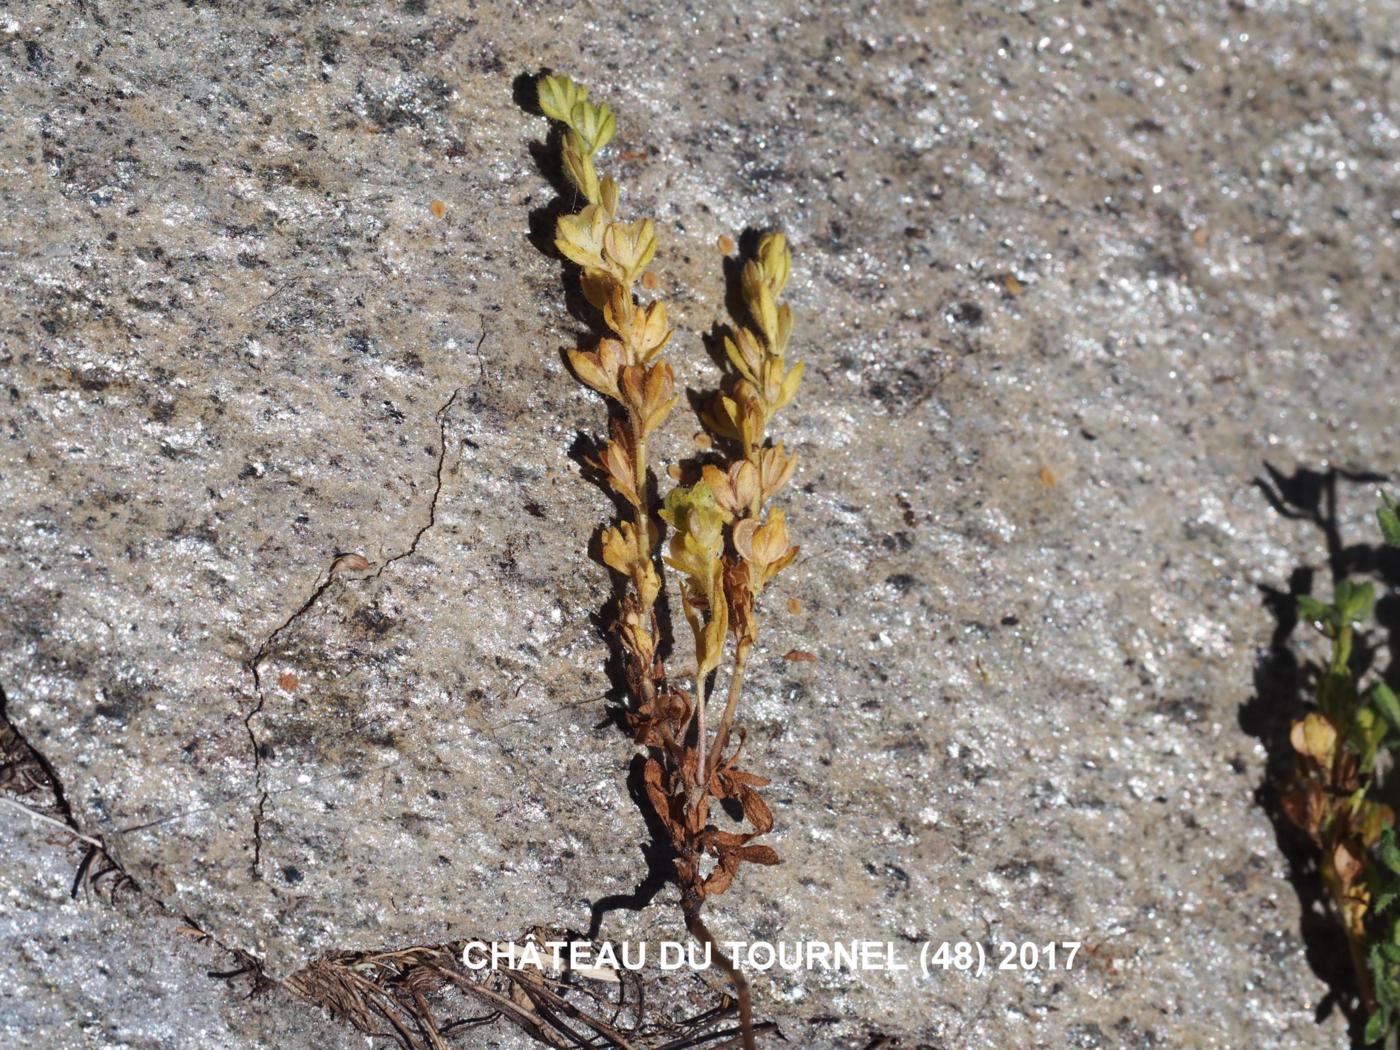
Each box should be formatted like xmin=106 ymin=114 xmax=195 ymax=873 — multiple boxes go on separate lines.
xmin=1003 ymin=273 xmax=1022 ymax=296
xmin=783 ymin=649 xmax=817 ymax=663
xmin=717 ymin=233 xmax=736 ymax=254
xmin=429 ymin=198 xmax=446 ymax=219
xmin=737 ymin=844 xmax=781 ymax=865
xmin=333 ymin=552 xmax=374 ymax=574
xmin=1039 ymin=466 xmax=1057 ymax=486
xmin=1289 ymin=712 xmax=1338 ymax=766
xmin=277 ymin=672 xmax=300 ymax=693
xmin=703 ymin=854 xmax=740 ymax=898
xmin=787 ymin=597 xmax=803 ymax=615
xmin=641 ymin=270 xmax=659 ymax=291
xmin=1281 ymin=785 xmax=1324 ymax=842
xmin=738 ymin=786 xmax=773 ymax=833
xmin=1333 ymin=840 xmax=1364 ymax=888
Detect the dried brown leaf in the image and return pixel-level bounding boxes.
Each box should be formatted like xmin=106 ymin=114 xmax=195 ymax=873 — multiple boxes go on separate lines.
xmin=737 ymin=844 xmax=780 ymax=866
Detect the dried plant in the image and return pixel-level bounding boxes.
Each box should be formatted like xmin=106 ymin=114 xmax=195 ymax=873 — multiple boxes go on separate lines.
xmin=535 ymin=73 xmax=802 ymax=1049
xmin=1283 ymin=495 xmax=1400 ymax=1044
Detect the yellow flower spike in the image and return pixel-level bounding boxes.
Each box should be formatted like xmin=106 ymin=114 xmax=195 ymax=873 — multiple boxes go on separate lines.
xmin=662 ymin=483 xmax=724 ymax=559
xmin=664 ymin=500 xmax=725 ymax=586
xmin=658 ymin=482 xmax=694 ymax=528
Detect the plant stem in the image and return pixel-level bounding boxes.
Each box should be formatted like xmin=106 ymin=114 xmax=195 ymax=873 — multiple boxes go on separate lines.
xmin=693 ymin=672 xmax=708 ymax=795
xmin=707 ymin=643 xmax=750 ymax=782
xmin=683 ymin=896 xmax=756 ymax=1050
xmin=1347 ymin=924 xmax=1377 ymax=1015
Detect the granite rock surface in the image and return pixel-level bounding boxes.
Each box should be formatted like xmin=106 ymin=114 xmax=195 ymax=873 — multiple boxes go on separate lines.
xmin=3 ymin=0 xmax=1399 ymax=1046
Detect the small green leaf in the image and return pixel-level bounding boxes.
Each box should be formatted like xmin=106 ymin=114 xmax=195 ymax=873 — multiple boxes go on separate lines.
xmin=1354 ymin=704 xmax=1389 ymax=769
xmin=1374 ymin=682 xmax=1400 ymax=733
xmin=1379 ymin=973 xmax=1400 ymax=1014
xmin=1296 ymin=594 xmax=1332 ymax=625
xmin=1381 ymin=828 xmax=1400 ymax=876
xmin=1376 ymin=885 xmax=1400 ymax=914
xmin=1365 ymin=1008 xmax=1385 ymax=1045
xmin=1335 ymin=579 xmax=1376 ymax=625
xmin=1379 ymin=495 xmax=1400 ymax=548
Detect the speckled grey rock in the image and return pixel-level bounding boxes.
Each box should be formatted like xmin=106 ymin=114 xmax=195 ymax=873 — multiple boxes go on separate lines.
xmin=0 ymin=801 xmax=359 ymax=1050
xmin=2 ymin=0 xmax=1399 ymax=1046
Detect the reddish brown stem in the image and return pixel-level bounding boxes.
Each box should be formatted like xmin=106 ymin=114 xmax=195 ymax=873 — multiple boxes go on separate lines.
xmin=683 ymin=895 xmax=756 ymax=1050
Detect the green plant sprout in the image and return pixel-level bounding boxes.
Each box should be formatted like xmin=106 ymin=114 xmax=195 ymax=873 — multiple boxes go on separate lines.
xmin=535 ymin=73 xmax=802 ymax=1049
xmin=1285 ymin=495 xmax=1400 ymax=1044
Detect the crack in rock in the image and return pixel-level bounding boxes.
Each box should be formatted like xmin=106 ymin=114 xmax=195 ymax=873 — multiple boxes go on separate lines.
xmin=373 ymin=385 xmax=463 ymax=578
xmin=240 ymin=382 xmax=467 ymax=876
xmin=242 ymin=562 xmax=340 ymax=879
